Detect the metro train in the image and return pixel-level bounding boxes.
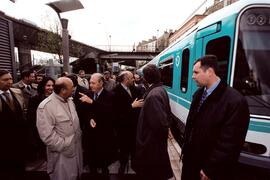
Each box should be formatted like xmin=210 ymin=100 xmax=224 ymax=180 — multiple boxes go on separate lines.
xmin=143 ymin=0 xmax=270 ymax=170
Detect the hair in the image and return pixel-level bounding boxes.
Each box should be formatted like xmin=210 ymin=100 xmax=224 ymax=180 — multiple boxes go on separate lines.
xmin=35 ymin=73 xmax=43 ymax=78
xmin=21 ymin=70 xmax=33 ymax=79
xmin=92 ymin=73 xmax=105 ymax=84
xmin=194 ymin=55 xmax=219 ymax=74
xmin=37 ymin=76 xmax=55 ymax=95
xmin=54 ymin=81 xmax=66 ymax=94
xmin=67 ymin=74 xmax=78 ymax=87
xmin=142 ymin=64 xmax=161 ymax=84
xmin=61 ymin=72 xmax=68 ymax=77
xmin=79 ymin=70 xmax=85 ymax=74
xmin=103 ymin=71 xmax=110 ymax=75
xmin=118 ymin=71 xmax=128 ymax=83
xmin=0 ymin=69 xmax=10 ymax=77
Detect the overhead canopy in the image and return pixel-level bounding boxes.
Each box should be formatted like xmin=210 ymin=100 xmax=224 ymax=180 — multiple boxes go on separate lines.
xmin=47 ymin=0 xmax=84 ymax=14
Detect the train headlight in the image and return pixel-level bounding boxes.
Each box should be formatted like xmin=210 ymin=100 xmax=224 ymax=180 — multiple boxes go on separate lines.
xmin=247 ymin=14 xmax=256 ymax=25
xmin=256 ymin=15 xmax=267 ymax=26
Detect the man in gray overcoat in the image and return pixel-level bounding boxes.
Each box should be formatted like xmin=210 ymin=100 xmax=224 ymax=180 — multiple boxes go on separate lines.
xmin=37 ymin=77 xmax=83 ymax=180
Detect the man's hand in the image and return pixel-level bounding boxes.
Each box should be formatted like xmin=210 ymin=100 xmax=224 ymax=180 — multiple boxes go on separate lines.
xmin=200 ymin=170 xmax=210 ymax=180
xmin=131 ymin=98 xmax=144 ymax=108
xmin=90 ymin=119 xmax=96 ymax=128
xmin=79 ymin=92 xmax=93 ymax=104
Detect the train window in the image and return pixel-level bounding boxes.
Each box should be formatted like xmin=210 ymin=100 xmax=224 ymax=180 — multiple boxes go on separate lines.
xmin=205 ymin=36 xmax=230 ymax=81
xmin=181 ymin=49 xmax=190 ymax=93
xmin=159 ymin=58 xmax=173 ymax=88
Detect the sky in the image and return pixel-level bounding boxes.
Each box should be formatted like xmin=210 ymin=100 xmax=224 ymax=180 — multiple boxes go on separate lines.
xmin=0 ymin=0 xmax=215 ymax=51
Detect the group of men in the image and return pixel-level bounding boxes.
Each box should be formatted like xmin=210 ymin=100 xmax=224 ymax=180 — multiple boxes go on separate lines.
xmin=0 ymin=54 xmax=250 ymax=180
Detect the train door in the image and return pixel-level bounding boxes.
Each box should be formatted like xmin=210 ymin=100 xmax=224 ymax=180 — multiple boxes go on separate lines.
xmin=194 ymin=22 xmax=233 ymax=92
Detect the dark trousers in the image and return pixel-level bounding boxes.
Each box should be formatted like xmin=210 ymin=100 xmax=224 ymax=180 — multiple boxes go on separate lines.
xmin=136 ymin=171 xmax=170 ymax=180
xmin=0 ymin=161 xmax=25 ymax=180
xmin=118 ymin=126 xmax=136 ymax=167
xmin=181 ymin=161 xmax=201 ymax=180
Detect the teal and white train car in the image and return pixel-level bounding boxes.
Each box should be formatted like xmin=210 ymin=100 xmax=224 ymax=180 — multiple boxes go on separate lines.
xmin=146 ymin=0 xmax=270 ymax=170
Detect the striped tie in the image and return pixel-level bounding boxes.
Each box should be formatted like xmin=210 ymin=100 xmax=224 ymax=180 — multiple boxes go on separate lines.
xmin=94 ymin=93 xmax=98 ymax=100
xmin=2 ymin=92 xmax=15 ymax=111
xmin=197 ymin=90 xmax=207 ymax=112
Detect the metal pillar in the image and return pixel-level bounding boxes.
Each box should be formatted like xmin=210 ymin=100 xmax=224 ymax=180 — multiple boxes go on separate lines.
xmin=61 ymin=18 xmax=70 ymax=73
xmin=18 ymin=45 xmax=32 ymax=71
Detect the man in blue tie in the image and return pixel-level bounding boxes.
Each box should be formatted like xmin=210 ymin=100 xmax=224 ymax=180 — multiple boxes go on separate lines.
xmin=79 ymin=73 xmax=116 ymax=175
xmin=181 ymin=55 xmax=250 ymax=180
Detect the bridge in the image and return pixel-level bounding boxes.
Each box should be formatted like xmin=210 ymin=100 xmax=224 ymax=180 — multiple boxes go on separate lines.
xmin=71 ymin=51 xmax=159 ymax=73
xmin=1 ymin=12 xmax=158 ymax=73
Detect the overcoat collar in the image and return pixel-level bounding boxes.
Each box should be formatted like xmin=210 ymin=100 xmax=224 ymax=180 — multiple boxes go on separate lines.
xmin=143 ymin=82 xmax=163 ymax=99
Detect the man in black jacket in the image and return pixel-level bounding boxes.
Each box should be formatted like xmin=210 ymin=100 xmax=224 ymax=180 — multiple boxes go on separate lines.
xmin=112 ymin=71 xmax=144 ymax=174
xmin=67 ymin=74 xmax=91 ymax=129
xmin=0 ymin=69 xmax=26 ymax=180
xmin=79 ymin=73 xmax=116 ymax=174
xmin=181 ymin=55 xmax=250 ymax=180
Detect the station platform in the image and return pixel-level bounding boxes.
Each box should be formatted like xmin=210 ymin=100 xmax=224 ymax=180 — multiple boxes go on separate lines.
xmin=25 ymin=137 xmax=182 ymax=180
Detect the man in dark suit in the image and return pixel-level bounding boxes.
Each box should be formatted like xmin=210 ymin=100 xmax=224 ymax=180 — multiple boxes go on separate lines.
xmin=181 ymin=55 xmax=250 ymax=180
xmin=112 ymin=71 xmax=144 ymax=174
xmin=67 ymin=74 xmax=91 ymax=129
xmin=0 ymin=69 xmax=27 ymax=180
xmin=79 ymin=73 xmax=116 ymax=174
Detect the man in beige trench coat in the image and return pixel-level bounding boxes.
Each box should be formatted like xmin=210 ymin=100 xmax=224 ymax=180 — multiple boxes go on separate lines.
xmin=37 ymin=77 xmax=83 ymax=180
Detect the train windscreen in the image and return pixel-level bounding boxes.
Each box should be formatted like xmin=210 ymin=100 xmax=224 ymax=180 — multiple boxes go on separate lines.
xmin=234 ymin=7 xmax=270 ymax=116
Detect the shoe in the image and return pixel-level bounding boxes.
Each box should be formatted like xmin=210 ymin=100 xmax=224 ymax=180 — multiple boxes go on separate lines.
xmin=101 ymin=167 xmax=109 ymax=175
xmin=90 ymin=167 xmax=97 ymax=174
xmin=118 ymin=165 xmax=126 ymax=174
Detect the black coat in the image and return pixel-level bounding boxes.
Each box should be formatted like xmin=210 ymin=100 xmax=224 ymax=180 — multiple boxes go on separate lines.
xmin=0 ymin=89 xmax=26 ymax=170
xmin=112 ymin=84 xmax=142 ymax=157
xmin=133 ymin=83 xmax=173 ymax=179
xmin=113 ymin=84 xmax=142 ymax=127
xmin=26 ymin=94 xmax=47 ymax=160
xmin=84 ymin=89 xmax=116 ymax=167
xmin=73 ymin=85 xmax=92 ymax=130
xmin=182 ymin=81 xmax=250 ymax=180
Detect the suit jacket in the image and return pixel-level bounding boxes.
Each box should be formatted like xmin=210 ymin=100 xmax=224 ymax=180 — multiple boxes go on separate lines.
xmin=0 ymin=88 xmax=26 ymax=165
xmin=84 ymin=89 xmax=116 ymax=166
xmin=73 ymin=85 xmax=92 ymax=130
xmin=112 ymin=84 xmax=142 ymax=127
xmin=182 ymin=81 xmax=250 ymax=180
xmin=26 ymin=94 xmax=47 ymax=160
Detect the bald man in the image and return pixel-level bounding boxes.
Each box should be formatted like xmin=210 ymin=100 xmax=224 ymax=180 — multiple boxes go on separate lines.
xmin=112 ymin=71 xmax=144 ymax=174
xmin=37 ymin=77 xmax=83 ymax=180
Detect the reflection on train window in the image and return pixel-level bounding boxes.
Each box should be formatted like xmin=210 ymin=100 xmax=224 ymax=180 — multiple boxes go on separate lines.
xmin=206 ymin=36 xmax=231 ymax=81
xmin=159 ymin=58 xmax=173 ymax=88
xmin=181 ymin=49 xmax=190 ymax=93
xmin=233 ymin=7 xmax=270 ymax=116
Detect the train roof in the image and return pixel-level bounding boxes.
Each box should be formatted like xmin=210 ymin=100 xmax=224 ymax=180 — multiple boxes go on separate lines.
xmin=139 ymin=0 xmax=270 ymax=70
xmin=198 ymin=0 xmax=270 ymax=29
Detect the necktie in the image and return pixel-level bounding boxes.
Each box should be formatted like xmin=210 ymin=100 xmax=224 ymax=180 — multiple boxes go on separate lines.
xmin=94 ymin=93 xmax=98 ymax=100
xmin=82 ymin=79 xmax=86 ymax=85
xmin=197 ymin=90 xmax=207 ymax=112
xmin=27 ymin=85 xmax=31 ymax=91
xmin=2 ymin=92 xmax=15 ymax=111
